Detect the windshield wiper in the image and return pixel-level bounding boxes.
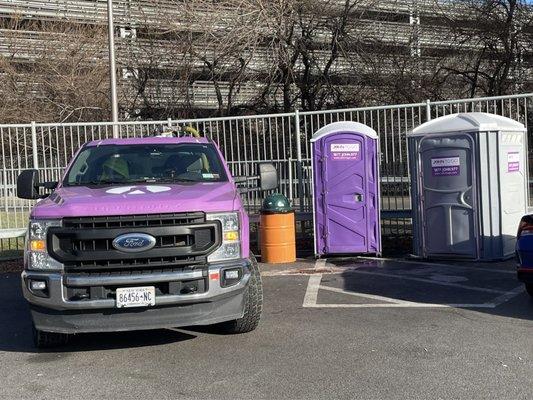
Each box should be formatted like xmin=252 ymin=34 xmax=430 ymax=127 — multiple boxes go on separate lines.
xmin=83 ymin=179 xmax=127 ymax=186
xmin=140 ymin=178 xmax=202 ymax=183
xmin=131 ymin=177 xmax=201 ymax=183
xmin=68 ymin=178 xmax=201 ymax=186
xmin=172 ymin=178 xmax=201 ymax=182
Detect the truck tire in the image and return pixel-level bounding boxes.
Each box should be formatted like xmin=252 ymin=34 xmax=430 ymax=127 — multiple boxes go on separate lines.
xmin=216 ymin=255 xmax=263 ymax=334
xmin=526 ymin=284 xmax=533 ymax=298
xmin=32 ymin=324 xmax=69 ymax=348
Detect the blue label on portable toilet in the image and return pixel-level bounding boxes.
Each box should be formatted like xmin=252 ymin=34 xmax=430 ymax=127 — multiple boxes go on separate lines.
xmin=330 ymin=142 xmax=361 ymax=161
xmin=431 ymin=155 xmax=460 ymax=176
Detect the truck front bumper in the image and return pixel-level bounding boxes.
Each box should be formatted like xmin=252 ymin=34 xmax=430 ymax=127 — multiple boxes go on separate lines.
xmin=22 ymin=259 xmax=251 ymax=334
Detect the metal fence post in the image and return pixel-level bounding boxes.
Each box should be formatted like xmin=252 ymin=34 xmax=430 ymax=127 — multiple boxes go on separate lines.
xmin=288 ymin=158 xmax=293 ymax=202
xmin=426 ymin=99 xmax=431 ymax=121
xmin=524 ymin=96 xmax=531 ymax=208
xmin=31 ymin=121 xmax=39 ymax=169
xmin=294 ymin=109 xmax=305 ymax=212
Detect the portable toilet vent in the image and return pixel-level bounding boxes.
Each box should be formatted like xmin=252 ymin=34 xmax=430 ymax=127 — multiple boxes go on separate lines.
xmin=311 ymin=121 xmax=381 ymax=257
xmin=408 ymin=112 xmax=527 ymax=260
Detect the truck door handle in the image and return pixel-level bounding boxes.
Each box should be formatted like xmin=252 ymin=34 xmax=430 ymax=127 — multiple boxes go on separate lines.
xmin=354 ymin=194 xmax=364 ymax=202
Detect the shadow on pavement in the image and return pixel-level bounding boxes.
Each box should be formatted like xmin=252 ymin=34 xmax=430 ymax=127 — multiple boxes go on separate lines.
xmin=328 ymin=257 xmax=533 ymax=321
xmin=0 ymin=273 xmax=196 ymax=354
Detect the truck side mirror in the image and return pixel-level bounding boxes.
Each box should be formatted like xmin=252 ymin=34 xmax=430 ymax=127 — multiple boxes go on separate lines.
xmin=17 ymin=169 xmax=57 ymax=199
xmin=17 ymin=169 xmax=41 ymax=199
xmin=258 ymin=163 xmax=278 ymax=191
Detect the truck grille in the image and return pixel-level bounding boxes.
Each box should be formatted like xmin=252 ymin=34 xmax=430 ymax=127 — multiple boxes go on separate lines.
xmin=47 ymin=213 xmax=221 ymax=272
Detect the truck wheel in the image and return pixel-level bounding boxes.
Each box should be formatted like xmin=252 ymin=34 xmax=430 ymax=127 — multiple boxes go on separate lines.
xmin=526 ymin=284 xmax=533 ymax=298
xmin=32 ymin=324 xmax=69 ymax=348
xmin=216 ymin=255 xmax=263 ymax=334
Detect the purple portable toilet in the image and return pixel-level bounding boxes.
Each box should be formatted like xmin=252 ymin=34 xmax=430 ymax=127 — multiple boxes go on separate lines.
xmin=311 ymin=121 xmax=381 ymax=257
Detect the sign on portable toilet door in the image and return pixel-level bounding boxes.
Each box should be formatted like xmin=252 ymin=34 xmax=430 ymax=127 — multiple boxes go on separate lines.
xmin=507 ymin=152 xmax=520 ymax=172
xmin=331 ymin=143 xmax=361 ymax=161
xmin=431 ymin=156 xmax=460 ymax=176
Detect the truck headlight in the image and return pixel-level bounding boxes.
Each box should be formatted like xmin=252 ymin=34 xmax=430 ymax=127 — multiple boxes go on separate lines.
xmin=206 ymin=212 xmax=241 ymax=262
xmin=26 ymin=219 xmax=63 ymax=271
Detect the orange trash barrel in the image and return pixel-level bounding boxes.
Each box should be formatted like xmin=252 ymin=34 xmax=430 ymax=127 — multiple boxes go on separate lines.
xmin=260 ymin=193 xmax=296 ymax=263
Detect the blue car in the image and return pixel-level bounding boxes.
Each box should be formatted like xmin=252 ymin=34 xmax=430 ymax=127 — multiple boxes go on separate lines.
xmin=516 ymin=215 xmax=533 ymax=297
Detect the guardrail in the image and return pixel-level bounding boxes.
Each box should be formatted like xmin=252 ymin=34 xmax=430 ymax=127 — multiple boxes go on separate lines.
xmin=1 ymin=93 xmax=532 ymax=251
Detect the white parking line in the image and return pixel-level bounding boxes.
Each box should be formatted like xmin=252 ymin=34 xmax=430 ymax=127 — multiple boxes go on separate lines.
xmin=316 ymin=284 xmax=524 ymax=308
xmin=302 ymin=258 xmax=325 ymax=307
xmin=320 ymin=285 xmax=416 ymax=304
xmin=302 ymin=275 xmax=322 ymax=307
xmin=486 ymin=285 xmax=525 ymax=307
xmin=302 ymin=258 xmax=525 ymax=309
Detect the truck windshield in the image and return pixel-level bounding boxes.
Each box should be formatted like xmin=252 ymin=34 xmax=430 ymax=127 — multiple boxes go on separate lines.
xmin=64 ymin=143 xmax=228 ymax=186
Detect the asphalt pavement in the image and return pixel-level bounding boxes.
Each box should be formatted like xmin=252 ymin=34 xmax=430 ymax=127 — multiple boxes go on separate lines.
xmin=0 ymin=257 xmax=532 ymax=400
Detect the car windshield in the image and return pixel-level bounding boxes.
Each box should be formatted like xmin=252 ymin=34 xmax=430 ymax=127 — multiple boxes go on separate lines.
xmin=64 ymin=143 xmax=228 ymax=186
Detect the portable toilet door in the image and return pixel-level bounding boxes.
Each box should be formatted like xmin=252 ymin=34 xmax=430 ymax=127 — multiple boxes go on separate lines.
xmin=311 ymin=121 xmax=381 ymax=257
xmin=414 ymin=131 xmax=478 ymax=258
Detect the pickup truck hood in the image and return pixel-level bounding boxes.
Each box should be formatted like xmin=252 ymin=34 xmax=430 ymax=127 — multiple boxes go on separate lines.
xmin=31 ymin=182 xmax=239 ymax=219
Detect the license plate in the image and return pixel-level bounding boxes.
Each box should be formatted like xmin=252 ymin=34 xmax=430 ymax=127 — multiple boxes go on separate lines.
xmin=116 ymin=286 xmax=155 ymax=308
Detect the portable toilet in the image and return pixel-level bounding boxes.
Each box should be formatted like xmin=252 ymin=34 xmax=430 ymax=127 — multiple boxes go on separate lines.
xmin=311 ymin=121 xmax=381 ymax=257
xmin=408 ymin=112 xmax=527 ymax=260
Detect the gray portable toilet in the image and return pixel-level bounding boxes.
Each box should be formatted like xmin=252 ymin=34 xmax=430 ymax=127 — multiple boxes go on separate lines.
xmin=311 ymin=121 xmax=381 ymax=257
xmin=408 ymin=112 xmax=527 ymax=260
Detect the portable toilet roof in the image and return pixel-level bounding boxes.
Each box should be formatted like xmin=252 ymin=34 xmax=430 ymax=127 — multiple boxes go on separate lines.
xmin=310 ymin=121 xmax=378 ymax=142
xmin=410 ymin=112 xmax=525 ymax=136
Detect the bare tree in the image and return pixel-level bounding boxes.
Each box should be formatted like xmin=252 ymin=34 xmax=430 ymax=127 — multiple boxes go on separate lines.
xmin=434 ymin=0 xmax=533 ymax=97
xmin=0 ymin=17 xmax=109 ymax=123
xmin=253 ymin=0 xmax=389 ymax=112
xmin=182 ymin=0 xmax=265 ymax=116
xmin=122 ymin=0 xmax=266 ymax=118
xmin=117 ymin=23 xmax=194 ymax=119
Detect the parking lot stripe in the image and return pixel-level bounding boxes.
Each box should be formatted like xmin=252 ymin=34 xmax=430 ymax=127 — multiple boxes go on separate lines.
xmin=302 ymin=274 xmax=321 ymax=307
xmin=486 ymin=285 xmax=525 ymax=307
xmin=320 ymin=284 xmax=415 ymax=304
xmin=343 ymin=270 xmax=508 ymax=294
xmin=316 ymin=284 xmax=521 ymax=308
xmin=302 ymin=258 xmax=326 ymax=307
xmin=302 ymin=258 xmax=523 ymax=309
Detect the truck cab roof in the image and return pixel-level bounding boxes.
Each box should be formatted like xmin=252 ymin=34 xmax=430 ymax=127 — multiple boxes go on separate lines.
xmin=85 ymin=136 xmax=211 ymax=147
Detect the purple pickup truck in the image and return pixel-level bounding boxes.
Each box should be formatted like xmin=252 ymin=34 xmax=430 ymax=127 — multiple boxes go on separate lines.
xmin=17 ymin=135 xmax=277 ymax=347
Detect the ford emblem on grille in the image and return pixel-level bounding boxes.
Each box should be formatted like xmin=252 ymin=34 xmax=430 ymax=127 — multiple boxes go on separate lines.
xmin=112 ymin=233 xmax=156 ymax=253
